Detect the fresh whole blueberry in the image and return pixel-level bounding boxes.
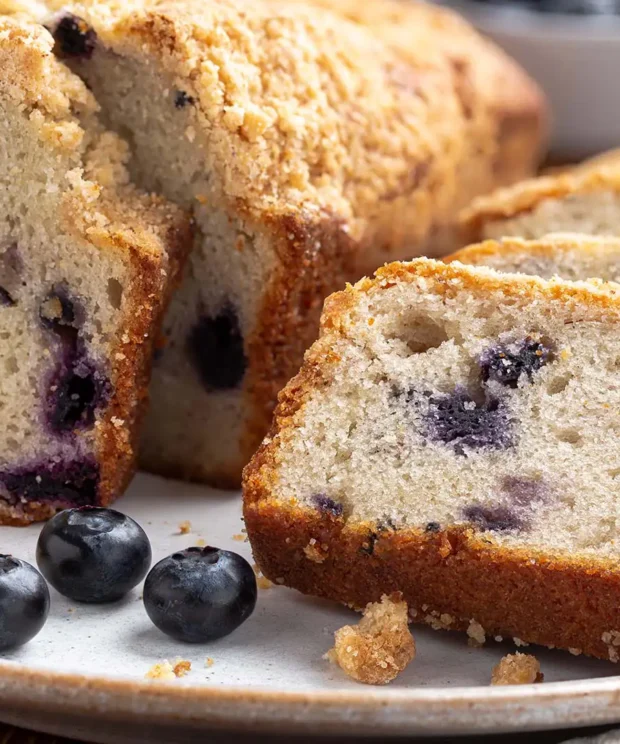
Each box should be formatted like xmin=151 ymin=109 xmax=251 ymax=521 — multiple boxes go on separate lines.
xmin=187 ymin=304 xmax=247 ymax=390
xmin=50 ymin=14 xmax=97 ymax=59
xmin=143 ymin=547 xmax=257 ymax=643
xmin=0 ymin=555 xmax=50 ymax=651
xmin=36 ymin=507 xmax=151 ymax=603
xmin=480 ymin=337 xmax=552 ymax=388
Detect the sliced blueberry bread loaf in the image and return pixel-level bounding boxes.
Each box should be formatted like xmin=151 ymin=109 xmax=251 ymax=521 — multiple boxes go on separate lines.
xmin=447 ymin=233 xmax=620 ymax=284
xmin=0 ymin=17 xmax=190 ymax=524
xmin=244 ymin=258 xmax=620 ymax=660
xmin=460 ymin=167 xmax=620 ymax=247
xmin=41 ymin=0 xmax=547 ymax=487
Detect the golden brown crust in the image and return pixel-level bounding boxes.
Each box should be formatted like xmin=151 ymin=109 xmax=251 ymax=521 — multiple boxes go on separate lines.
xmin=243 ymin=257 xmax=620 ymax=660
xmin=244 ymin=499 xmax=620 ymax=662
xmin=459 ymin=167 xmax=620 ymax=246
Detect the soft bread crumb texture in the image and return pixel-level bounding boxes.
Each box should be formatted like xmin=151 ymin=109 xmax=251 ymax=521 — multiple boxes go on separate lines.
xmin=326 ymin=594 xmax=415 ymax=685
xmin=491 ymin=653 xmax=543 ymax=685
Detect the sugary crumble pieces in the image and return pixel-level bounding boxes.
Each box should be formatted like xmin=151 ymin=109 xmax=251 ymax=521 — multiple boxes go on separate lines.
xmin=205 ymin=657 xmax=214 ymax=668
xmin=196 ymin=538 xmax=206 ymax=547
xmin=232 ymin=533 xmax=247 ymax=542
xmin=252 ymin=562 xmax=274 ymax=590
xmin=303 ymin=538 xmax=328 ymax=564
xmin=467 ymin=619 xmax=486 ymax=647
xmin=491 ymin=653 xmax=543 ymax=686
xmin=602 ymin=630 xmax=620 ymax=662
xmin=178 ymin=520 xmax=191 ymax=534
xmin=325 ymin=594 xmax=415 ymax=685
xmin=145 ymin=659 xmax=191 ymax=680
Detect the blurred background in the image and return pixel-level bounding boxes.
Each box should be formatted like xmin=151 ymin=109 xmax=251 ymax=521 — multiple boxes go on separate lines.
xmin=437 ymin=0 xmax=620 ymax=160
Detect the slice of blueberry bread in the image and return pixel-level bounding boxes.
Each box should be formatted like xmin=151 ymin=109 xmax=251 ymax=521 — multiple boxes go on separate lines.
xmin=244 ymin=257 xmax=620 ymax=661
xmin=460 ymin=166 xmax=620 ymax=247
xmin=40 ymin=0 xmax=547 ymax=488
xmin=447 ymin=233 xmax=620 ymax=284
xmin=0 ymin=17 xmax=190 ymax=524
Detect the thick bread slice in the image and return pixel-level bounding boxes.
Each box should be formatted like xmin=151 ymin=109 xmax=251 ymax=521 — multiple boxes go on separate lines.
xmin=460 ymin=167 xmax=620 ymax=247
xmin=0 ymin=17 xmax=191 ymax=524
xmin=244 ymin=257 xmax=620 ymax=661
xmin=446 ymin=233 xmax=620 ymax=285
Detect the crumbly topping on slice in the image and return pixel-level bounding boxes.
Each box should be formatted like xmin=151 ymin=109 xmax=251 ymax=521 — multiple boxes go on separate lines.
xmin=325 ymin=593 xmax=415 ymax=685
xmin=491 ymin=653 xmax=543 ymax=685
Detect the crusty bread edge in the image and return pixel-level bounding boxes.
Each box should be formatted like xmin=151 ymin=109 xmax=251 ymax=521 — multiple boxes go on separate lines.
xmin=243 ymin=258 xmax=620 ymax=661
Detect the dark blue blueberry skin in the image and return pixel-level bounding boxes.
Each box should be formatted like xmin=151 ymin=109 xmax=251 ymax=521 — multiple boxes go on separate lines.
xmin=0 ymin=458 xmax=99 ymax=508
xmin=50 ymin=14 xmax=97 ymax=59
xmin=187 ymin=305 xmax=247 ymax=391
xmin=423 ymin=387 xmax=513 ymax=456
xmin=47 ymin=353 xmax=110 ymax=434
xmin=0 ymin=556 xmax=50 ymax=651
xmin=36 ymin=507 xmax=151 ymax=603
xmin=144 ymin=547 xmax=257 ymax=643
xmin=480 ymin=337 xmax=552 ymax=389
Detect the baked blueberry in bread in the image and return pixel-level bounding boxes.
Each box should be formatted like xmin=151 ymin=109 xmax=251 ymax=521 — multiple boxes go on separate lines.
xmin=244 ymin=257 xmax=620 ymax=661
xmin=0 ymin=17 xmax=190 ymax=524
xmin=41 ymin=0 xmax=547 ymax=487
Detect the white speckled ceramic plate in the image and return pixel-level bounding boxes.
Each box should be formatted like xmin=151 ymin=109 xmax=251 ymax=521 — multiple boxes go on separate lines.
xmin=0 ymin=473 xmax=620 ymax=743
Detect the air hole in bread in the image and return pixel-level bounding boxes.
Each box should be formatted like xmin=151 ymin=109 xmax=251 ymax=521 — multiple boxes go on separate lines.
xmin=107 ymin=278 xmax=123 ymax=310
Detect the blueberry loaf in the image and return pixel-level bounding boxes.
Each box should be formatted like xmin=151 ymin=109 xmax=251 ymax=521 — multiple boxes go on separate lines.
xmin=40 ymin=0 xmax=547 ymax=487
xmin=460 ymin=167 xmax=620 ymax=247
xmin=244 ymin=258 xmax=620 ymax=660
xmin=0 ymin=17 xmax=190 ymax=524
xmin=447 ymin=233 xmax=620 ymax=284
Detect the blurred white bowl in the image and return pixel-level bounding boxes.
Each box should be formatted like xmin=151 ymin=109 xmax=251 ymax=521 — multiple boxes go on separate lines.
xmin=445 ymin=0 xmax=620 ymax=158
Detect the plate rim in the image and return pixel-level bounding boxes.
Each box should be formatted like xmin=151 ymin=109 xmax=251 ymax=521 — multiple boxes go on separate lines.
xmin=2 ymin=660 xmax=620 ymax=736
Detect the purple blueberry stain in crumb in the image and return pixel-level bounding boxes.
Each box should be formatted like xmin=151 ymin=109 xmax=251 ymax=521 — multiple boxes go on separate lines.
xmin=0 ymin=458 xmax=99 ymax=508
xmin=49 ymin=14 xmax=97 ymax=59
xmin=174 ymin=90 xmax=195 ymax=109
xmin=312 ymin=494 xmax=343 ymax=517
xmin=0 ymin=287 xmax=15 ymax=307
xmin=187 ymin=303 xmax=247 ymax=391
xmin=480 ymin=337 xmax=553 ymax=388
xmin=463 ymin=504 xmax=524 ymax=533
xmin=47 ymin=350 xmax=110 ymax=434
xmin=422 ymin=386 xmax=513 ymax=456
xmin=425 ymin=521 xmax=441 ymax=533
xmin=502 ymin=475 xmax=548 ymax=507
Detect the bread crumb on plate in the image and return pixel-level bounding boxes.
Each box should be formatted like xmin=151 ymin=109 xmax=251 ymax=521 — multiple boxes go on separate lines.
xmin=252 ymin=563 xmax=274 ymax=590
xmin=178 ymin=521 xmax=191 ymax=535
xmin=145 ymin=659 xmax=192 ymax=680
xmin=491 ymin=653 xmax=543 ymax=685
xmin=205 ymin=657 xmax=214 ymax=668
xmin=325 ymin=593 xmax=415 ymax=685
